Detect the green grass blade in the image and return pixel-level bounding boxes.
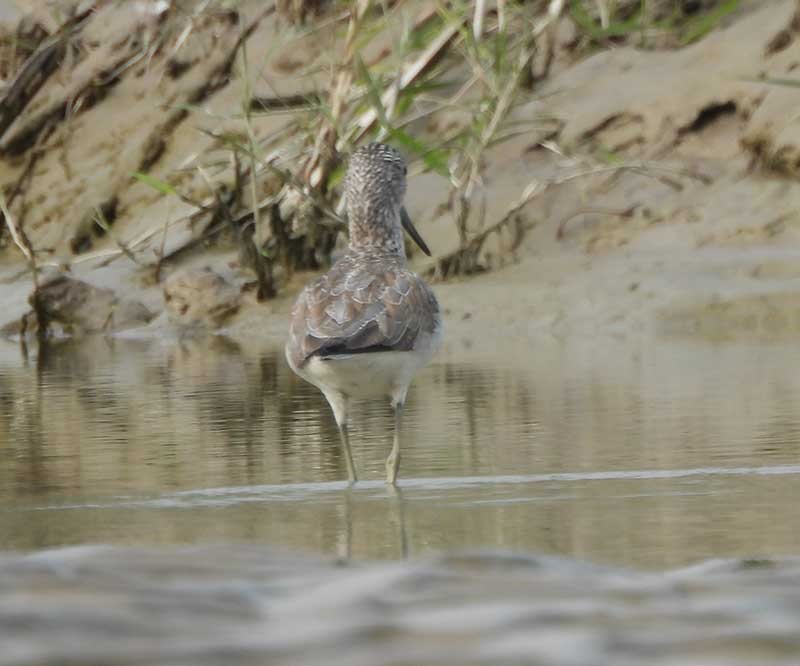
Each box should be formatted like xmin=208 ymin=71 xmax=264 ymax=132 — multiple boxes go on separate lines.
xmin=679 ymin=0 xmax=739 ymax=45
xmin=131 ymin=172 xmax=178 ymax=197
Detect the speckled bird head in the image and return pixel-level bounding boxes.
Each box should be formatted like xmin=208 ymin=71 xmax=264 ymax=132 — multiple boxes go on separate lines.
xmin=345 ymin=142 xmax=407 ymax=215
xmin=344 ymin=142 xmax=409 ymax=254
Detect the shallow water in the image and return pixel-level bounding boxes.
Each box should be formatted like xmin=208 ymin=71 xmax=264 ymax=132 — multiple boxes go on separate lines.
xmin=2 ymin=334 xmax=800 ymax=566
xmin=1 ymin=333 xmax=800 ymax=663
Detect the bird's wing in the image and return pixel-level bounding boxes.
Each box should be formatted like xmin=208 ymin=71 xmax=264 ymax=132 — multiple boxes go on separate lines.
xmin=287 ymin=258 xmax=439 ymax=368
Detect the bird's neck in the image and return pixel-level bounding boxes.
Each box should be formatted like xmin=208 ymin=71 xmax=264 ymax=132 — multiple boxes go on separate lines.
xmin=347 ymin=205 xmax=406 ymax=258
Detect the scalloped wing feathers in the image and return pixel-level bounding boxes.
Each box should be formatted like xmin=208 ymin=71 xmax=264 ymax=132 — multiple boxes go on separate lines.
xmin=287 ymin=255 xmax=439 ymax=369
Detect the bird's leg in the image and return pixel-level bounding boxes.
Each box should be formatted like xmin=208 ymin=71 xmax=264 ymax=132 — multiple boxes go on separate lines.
xmin=386 ymin=399 xmax=404 ymax=485
xmin=387 ymin=484 xmax=408 ymax=558
xmin=325 ymin=390 xmax=357 ymax=484
xmin=337 ymin=421 xmax=357 ymax=485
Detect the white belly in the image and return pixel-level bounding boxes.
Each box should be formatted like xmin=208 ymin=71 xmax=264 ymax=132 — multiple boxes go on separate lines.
xmin=288 ymin=326 xmax=442 ymax=402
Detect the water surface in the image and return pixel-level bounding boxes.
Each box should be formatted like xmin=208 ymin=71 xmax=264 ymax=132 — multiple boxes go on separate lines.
xmin=1 ymin=333 xmax=799 ymax=568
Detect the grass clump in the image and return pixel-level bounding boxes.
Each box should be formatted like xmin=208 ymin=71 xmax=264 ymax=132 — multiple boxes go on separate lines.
xmin=569 ymin=0 xmax=741 ymax=50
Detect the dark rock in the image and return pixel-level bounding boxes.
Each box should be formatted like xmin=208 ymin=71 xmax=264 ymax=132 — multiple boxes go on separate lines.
xmin=29 ymin=275 xmax=153 ymax=336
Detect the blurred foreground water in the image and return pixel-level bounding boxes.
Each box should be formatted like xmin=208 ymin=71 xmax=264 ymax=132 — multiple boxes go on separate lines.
xmin=3 ymin=545 xmax=800 ymax=666
xmin=1 ymin=333 xmax=800 ymax=664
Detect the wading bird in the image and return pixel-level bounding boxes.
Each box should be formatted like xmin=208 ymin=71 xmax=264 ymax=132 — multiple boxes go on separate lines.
xmin=286 ymin=143 xmax=442 ymax=485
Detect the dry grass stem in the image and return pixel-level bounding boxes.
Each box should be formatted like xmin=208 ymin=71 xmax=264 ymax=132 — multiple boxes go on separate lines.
xmin=433 ymin=159 xmax=707 ymax=278
xmin=473 ymin=0 xmax=487 ymax=40
xmin=595 ymin=0 xmax=610 ymax=28
xmin=556 ymin=206 xmax=638 ymax=240
xmin=0 ymin=3 xmax=98 ymax=140
xmin=0 ymin=193 xmax=36 ymax=283
xmin=93 ymin=206 xmax=142 ymax=266
xmin=303 ymin=0 xmax=372 ymax=189
xmin=348 ymin=17 xmax=464 ymax=146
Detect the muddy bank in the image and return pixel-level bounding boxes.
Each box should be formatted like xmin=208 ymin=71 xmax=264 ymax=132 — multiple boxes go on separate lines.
xmin=1 ymin=1 xmax=800 ymax=345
